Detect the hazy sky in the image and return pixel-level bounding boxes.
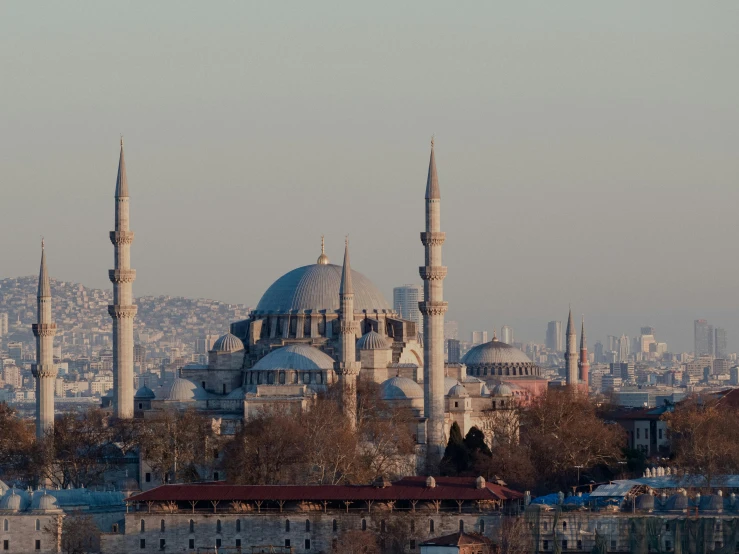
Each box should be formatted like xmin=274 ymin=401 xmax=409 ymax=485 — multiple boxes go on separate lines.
xmin=1 ymin=2 xmax=738 ymax=352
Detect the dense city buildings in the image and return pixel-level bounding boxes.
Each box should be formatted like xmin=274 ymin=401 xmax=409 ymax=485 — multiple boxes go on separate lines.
xmin=694 ymin=319 xmax=713 ymax=358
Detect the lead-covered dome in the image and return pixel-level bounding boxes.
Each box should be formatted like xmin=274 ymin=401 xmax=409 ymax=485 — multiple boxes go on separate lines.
xmin=357 ymin=331 xmax=390 ymax=351
xmin=212 ymin=333 xmax=244 ymax=353
xmin=255 ymin=264 xmax=391 ymax=314
xmin=381 ymin=376 xmax=424 ymax=400
xmin=165 ymin=377 xmax=208 ymax=402
xmin=252 ymin=344 xmax=335 ymax=371
xmin=134 ymin=385 xmax=156 ymax=400
xmin=462 ymin=337 xmax=541 ymax=377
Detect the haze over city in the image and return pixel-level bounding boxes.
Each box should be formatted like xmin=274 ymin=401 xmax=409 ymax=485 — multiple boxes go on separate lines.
xmin=2 ymin=1 xmax=739 ymax=350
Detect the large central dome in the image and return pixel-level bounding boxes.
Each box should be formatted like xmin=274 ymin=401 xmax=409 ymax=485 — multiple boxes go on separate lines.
xmin=255 ymin=264 xmax=391 ymax=314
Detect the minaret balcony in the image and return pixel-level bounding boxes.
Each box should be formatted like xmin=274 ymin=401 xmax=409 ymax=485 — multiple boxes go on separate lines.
xmin=109 ymin=231 xmax=135 ymax=245
xmin=419 ymin=267 xmax=447 ymax=281
xmin=109 ymin=269 xmax=137 ymax=283
xmin=420 ymin=232 xmax=446 ymax=246
xmin=108 ymin=305 xmax=138 ymax=318
xmin=419 ymin=301 xmax=448 ymax=316
xmin=32 ymin=323 xmax=57 ymax=337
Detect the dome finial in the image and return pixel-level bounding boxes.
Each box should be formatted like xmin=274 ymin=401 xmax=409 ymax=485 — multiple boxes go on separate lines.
xmin=316 ymin=235 xmax=330 ymax=265
xmin=492 ymin=330 xmax=497 ymax=341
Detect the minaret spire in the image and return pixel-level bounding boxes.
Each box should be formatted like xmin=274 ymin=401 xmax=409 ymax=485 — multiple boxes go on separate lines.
xmin=336 ymin=237 xmax=360 ymax=427
xmin=578 ymin=315 xmax=590 ymax=389
xmin=420 ymin=138 xmax=448 ymax=469
xmin=565 ymin=307 xmax=578 ymax=386
xmin=109 ymin=139 xmax=137 ymax=419
xmin=33 ymin=240 xmax=57 ymax=439
xmin=317 ymin=235 xmax=330 ymax=265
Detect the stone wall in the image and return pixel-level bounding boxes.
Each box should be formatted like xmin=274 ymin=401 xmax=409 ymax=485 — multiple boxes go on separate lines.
xmin=0 ymin=514 xmax=59 ymax=554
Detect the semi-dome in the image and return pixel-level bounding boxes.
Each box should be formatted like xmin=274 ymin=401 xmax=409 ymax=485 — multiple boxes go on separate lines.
xmin=462 ymin=337 xmax=541 ymax=377
xmin=211 ymin=333 xmax=244 ymax=353
xmin=165 ymin=377 xmax=208 ymax=402
xmin=381 ymin=376 xmax=424 ymax=400
xmin=357 ymin=331 xmax=390 ymax=351
xmin=134 ymin=385 xmax=156 ymax=400
xmin=449 ymin=383 xmax=469 ymax=398
xmin=253 ymin=344 xmax=335 ymax=371
xmin=254 ymin=264 xmax=391 ymax=314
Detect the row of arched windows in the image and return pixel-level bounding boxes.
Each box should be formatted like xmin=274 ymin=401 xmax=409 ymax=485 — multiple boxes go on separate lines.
xmin=469 ymin=365 xmax=537 ymax=377
xmin=249 ymin=371 xmax=325 ymax=386
xmin=2 ymin=519 xmax=41 ymax=532
xmin=141 ymin=519 xmax=242 ymax=534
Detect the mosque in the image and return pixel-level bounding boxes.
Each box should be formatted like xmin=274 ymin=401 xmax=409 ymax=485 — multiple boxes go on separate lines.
xmin=32 ymin=138 xmax=587 ymax=471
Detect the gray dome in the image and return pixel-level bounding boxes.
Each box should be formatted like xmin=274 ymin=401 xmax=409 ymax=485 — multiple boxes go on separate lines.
xmin=255 ymin=264 xmax=391 ymax=314
xmin=492 ymin=383 xmax=513 ymax=397
xmin=226 ymin=386 xmax=246 ymax=399
xmin=449 ymin=384 xmax=469 ymax=398
xmin=134 ymin=385 xmax=155 ymax=400
xmin=252 ymin=344 xmax=335 ymax=371
xmin=357 ymin=331 xmax=390 ymax=351
xmin=165 ymin=378 xmax=208 ymax=402
xmin=462 ymin=338 xmax=541 ymax=377
xmin=0 ymin=491 xmax=22 ymax=511
xmin=667 ymin=493 xmax=689 ymax=511
xmin=36 ymin=492 xmax=58 ymax=511
xmin=444 ymin=377 xmax=461 ymax=394
xmin=381 ymin=376 xmax=424 ymax=400
xmin=635 ymin=494 xmax=655 ymax=511
xmin=211 ymin=333 xmax=244 ymax=353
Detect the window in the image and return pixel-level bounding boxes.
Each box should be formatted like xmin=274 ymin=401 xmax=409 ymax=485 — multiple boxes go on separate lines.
xmin=189 ymin=520 xmax=195 ymax=533
xmin=306 ymin=519 xmax=311 ymax=532
xmin=279 ymin=372 xmax=286 ymax=384
xmin=305 ymin=539 xmax=311 ymax=550
xmin=3 ymin=519 xmax=7 ymax=531
xmin=332 ymin=519 xmax=338 ymax=532
xmin=139 ymin=539 xmax=145 ymax=549
xmin=429 ymin=520 xmax=434 ymax=533
xmin=159 ymin=538 xmax=166 ymax=550
xmin=214 ymin=471 xmax=219 ymax=481
xmin=160 ymin=519 xmax=165 ymax=532
xmin=286 ymin=519 xmax=290 ymax=532
xmin=454 ymin=401 xmax=458 ymax=408
xmin=665 ymin=522 xmax=670 ymax=531
xmin=285 ymin=539 xmax=291 ymax=548
xmin=637 ymin=428 xmax=640 ymax=439
xmin=138 ymin=403 xmax=143 ymax=409
xmin=577 ymin=540 xmax=583 ymax=550
xmin=236 ymin=519 xmax=241 ymax=532
xmin=216 ymin=539 xmax=222 ymax=548
xmin=223 ymin=384 xmax=227 ymax=394
xmin=543 ymin=540 xmax=549 ymax=551
xmin=659 ymin=429 xmax=663 ymax=439
xmin=217 ymin=519 xmax=222 ymax=533
xmin=480 ymin=519 xmax=485 ymax=533
xmin=35 ymin=519 xmax=40 ymax=531
xmin=35 ymin=540 xmax=41 ymax=551
xmin=562 ymin=521 xmax=567 ymax=530
xmin=112 ymin=524 xmax=119 ymax=533
xmin=202 ymin=381 xmax=206 ymax=389
xmin=459 ymin=520 xmax=464 ymax=532
xmin=303 ymin=372 xmax=310 ymax=384
xmin=562 ymin=539 xmax=568 ymax=550
xmin=213 ymin=448 xmax=219 ymax=459
xmin=145 ymin=473 xmax=151 ymax=483
xmin=410 ymin=539 xmax=416 ymax=550
xmin=362 ymin=519 xmax=366 ymax=531
xmin=645 ymin=429 xmax=649 ymax=439
xmin=611 ymin=540 xmax=617 ymax=550
xmin=189 ymin=539 xmax=195 ymax=549
xmin=665 ymin=540 xmax=672 ymax=551
xmin=381 ymin=520 xmax=386 ymax=533
xmin=140 ymin=520 xmax=145 ymax=533
xmin=236 ymin=539 xmax=241 ymax=548
xmin=332 ymin=538 xmax=338 ymax=551
xmin=2 ymin=540 xmax=7 ymax=551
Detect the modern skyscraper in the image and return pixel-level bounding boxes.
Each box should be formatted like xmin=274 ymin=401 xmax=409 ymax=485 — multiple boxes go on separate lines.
xmin=578 ymin=316 xmax=590 ymax=388
xmin=337 ymin=239 xmax=360 ymax=428
xmin=109 ymin=139 xmax=137 ymax=419
xmin=32 ymin=241 xmax=57 ymax=439
xmin=594 ymin=341 xmax=604 ymax=364
xmin=471 ymin=331 xmax=488 ymax=345
xmin=640 ymin=326 xmax=655 ymax=336
xmin=447 ymin=339 xmax=461 ymax=364
xmin=393 ymin=284 xmax=424 ymax=332
xmin=714 ymin=327 xmax=728 ymax=359
xmin=419 ymin=138 xmax=447 ymax=465
xmin=546 ymin=321 xmax=563 ymax=352
xmin=694 ymin=319 xmax=712 ymax=357
xmin=444 ymin=320 xmax=459 ymax=341
xmin=500 ymin=325 xmax=513 ymax=345
xmin=606 ymin=335 xmax=619 ymax=352
xmin=565 ymin=309 xmax=577 ymax=386
xmin=618 ymin=334 xmax=630 ymax=362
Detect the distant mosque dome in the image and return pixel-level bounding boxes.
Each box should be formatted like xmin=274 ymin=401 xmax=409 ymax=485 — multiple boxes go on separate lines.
xmin=165 ymin=377 xmax=208 ymax=402
xmin=211 ymin=333 xmax=244 ymax=353
xmin=462 ymin=336 xmax=541 ymax=377
xmin=254 ymin=263 xmax=391 ymax=314
xmin=380 ymin=376 xmax=424 ymax=400
xmin=444 ymin=377 xmax=461 ymax=395
xmin=252 ymin=344 xmax=335 ymax=371
xmin=357 ymin=330 xmax=390 ymax=351
xmin=134 ymin=385 xmax=156 ymax=400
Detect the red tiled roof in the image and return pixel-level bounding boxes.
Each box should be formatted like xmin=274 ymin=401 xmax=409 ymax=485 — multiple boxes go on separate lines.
xmin=126 ymin=476 xmax=522 ymax=504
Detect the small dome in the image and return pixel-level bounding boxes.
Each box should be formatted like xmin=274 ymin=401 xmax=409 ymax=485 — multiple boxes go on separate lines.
xmin=476 ymin=476 xmax=486 ymax=489
xmin=667 ymin=493 xmax=689 ymax=511
xmin=0 ymin=491 xmax=25 ymax=511
xmin=381 ymin=377 xmax=424 ymax=400
xmin=635 ymin=494 xmax=655 ymax=511
xmin=37 ymin=493 xmax=58 ymax=511
xmin=449 ymin=384 xmax=469 ymax=398
xmin=165 ymin=378 xmax=208 ymax=402
xmin=444 ymin=377 xmax=461 ymax=394
xmin=492 ymin=383 xmax=513 ymax=397
xmin=461 ymin=337 xmax=541 ymax=377
xmin=134 ymin=385 xmax=155 ymax=400
xmin=253 ymin=344 xmax=335 ymax=371
xmin=211 ymin=333 xmax=244 ymax=353
xmin=357 ymin=331 xmax=390 ymax=351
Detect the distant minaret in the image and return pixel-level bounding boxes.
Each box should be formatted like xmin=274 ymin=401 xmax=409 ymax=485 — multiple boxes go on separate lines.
xmin=565 ymin=307 xmax=578 ymax=386
xmin=32 ymin=240 xmax=57 ymax=439
xmin=109 ymin=139 xmax=137 ymax=419
xmin=578 ymin=315 xmax=590 ymax=388
xmin=337 ymin=238 xmax=360 ymax=427
xmin=419 ymin=138 xmax=447 ymax=465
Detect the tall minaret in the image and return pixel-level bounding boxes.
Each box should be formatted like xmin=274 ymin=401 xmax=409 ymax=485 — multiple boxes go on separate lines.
xmin=419 ymin=138 xmax=447 ymax=465
xmin=32 ymin=240 xmax=57 ymax=439
xmin=109 ymin=139 xmax=137 ymax=419
xmin=578 ymin=315 xmax=590 ymax=389
xmin=337 ymin=238 xmax=360 ymax=427
xmin=565 ymin=307 xmax=578 ymax=386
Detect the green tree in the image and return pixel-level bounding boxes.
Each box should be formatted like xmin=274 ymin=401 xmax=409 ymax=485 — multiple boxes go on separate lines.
xmin=441 ymin=421 xmax=470 ymax=475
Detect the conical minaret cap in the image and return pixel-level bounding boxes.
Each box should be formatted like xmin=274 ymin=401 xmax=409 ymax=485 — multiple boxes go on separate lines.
xmin=339 ymin=238 xmax=353 ymax=295
xmin=115 ymin=138 xmax=128 ymax=197
xmin=566 ymin=307 xmax=575 ymax=335
xmin=425 ymin=137 xmax=440 ymax=200
xmin=38 ymin=239 xmax=50 ymax=298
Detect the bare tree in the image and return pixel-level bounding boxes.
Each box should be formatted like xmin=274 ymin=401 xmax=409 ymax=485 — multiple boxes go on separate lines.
xmin=45 ymin=513 xmax=101 ymax=554
xmin=335 ymin=529 xmax=380 ymax=554
xmin=0 ymin=403 xmax=35 ymax=482
xmin=496 ymin=515 xmax=532 ymax=554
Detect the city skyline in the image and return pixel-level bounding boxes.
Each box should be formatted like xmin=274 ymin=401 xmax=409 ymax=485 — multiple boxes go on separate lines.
xmin=2 ymin=3 xmax=739 ymax=352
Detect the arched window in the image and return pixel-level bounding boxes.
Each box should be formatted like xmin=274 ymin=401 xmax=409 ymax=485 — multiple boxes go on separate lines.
xmin=189 ymin=520 xmax=194 ymax=533
xmin=140 ymin=520 xmax=145 ymax=533
xmin=562 ymin=521 xmax=567 ymax=530
xmin=216 ymin=519 xmax=222 ymax=533
xmin=459 ymin=520 xmax=464 ymax=532
xmin=279 ymin=372 xmax=286 ymax=384
xmin=361 ymin=519 xmax=367 ymax=531
xmin=480 ymin=519 xmax=485 ymax=533
xmin=381 ymin=520 xmax=386 ymax=533
xmin=286 ymin=520 xmax=290 ymax=532
xmin=333 ymin=519 xmax=338 ymax=532
xmin=303 ymin=372 xmax=310 ymax=384
xmin=410 ymin=520 xmax=415 ymax=533
xmin=293 ymin=372 xmax=299 ymax=384
xmin=267 ymin=372 xmax=275 ymax=384
xmin=429 ymin=520 xmax=434 ymax=533
xmin=236 ymin=519 xmax=241 ymax=532
xmin=305 ymin=520 xmax=311 ymax=532
xmin=35 ymin=519 xmax=40 ymax=531
xmin=160 ymin=519 xmax=165 ymax=532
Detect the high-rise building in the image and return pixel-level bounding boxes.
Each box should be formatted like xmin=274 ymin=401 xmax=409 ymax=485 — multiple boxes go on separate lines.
xmin=0 ymin=312 xmax=8 ymax=336
xmin=714 ymin=327 xmax=727 ymax=359
xmin=393 ymin=284 xmax=424 ymax=332
xmin=594 ymin=341 xmax=604 ymax=364
xmin=471 ymin=331 xmax=488 ymax=345
xmin=640 ymin=326 xmax=655 ymax=336
xmin=606 ymin=335 xmax=619 ymax=352
xmin=500 ymin=325 xmax=513 ymax=345
xmin=618 ymin=334 xmax=630 ymax=362
xmin=195 ymin=332 xmax=219 ymax=354
xmin=444 ymin=320 xmax=459 ymax=341
xmin=447 ymin=339 xmax=461 ymax=364
xmin=7 ymin=342 xmax=23 ymax=364
xmin=546 ymin=321 xmax=563 ymax=352
xmin=694 ymin=319 xmax=712 ymax=357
